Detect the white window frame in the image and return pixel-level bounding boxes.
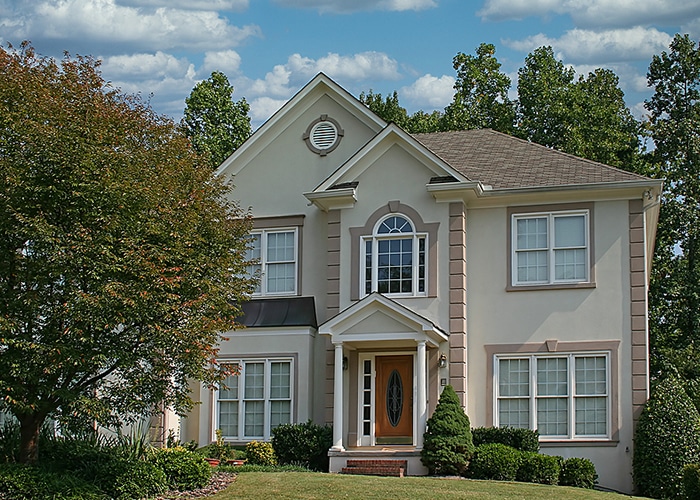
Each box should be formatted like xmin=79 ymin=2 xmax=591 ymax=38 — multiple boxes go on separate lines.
xmin=215 ymin=358 xmax=294 ymax=442
xmin=361 ymin=215 xmax=427 ymax=297
xmin=247 ymin=228 xmax=298 ymax=296
xmin=494 ymin=352 xmax=610 ymax=441
xmin=511 ymin=210 xmax=590 ymax=286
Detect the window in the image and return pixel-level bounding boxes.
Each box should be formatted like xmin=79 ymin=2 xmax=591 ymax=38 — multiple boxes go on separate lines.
xmin=216 ymin=359 xmax=293 ymax=440
xmin=512 ymin=210 xmax=590 ymax=286
xmin=496 ymin=353 xmax=609 ymax=440
xmin=362 ymin=215 xmax=426 ymax=296
xmin=246 ymin=229 xmax=297 ymax=295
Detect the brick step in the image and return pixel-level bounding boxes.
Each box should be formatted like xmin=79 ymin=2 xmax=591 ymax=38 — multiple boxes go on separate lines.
xmin=341 ymin=466 xmax=405 ymax=477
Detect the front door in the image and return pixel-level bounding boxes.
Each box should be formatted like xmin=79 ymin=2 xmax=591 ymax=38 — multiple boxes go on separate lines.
xmin=375 ymin=355 xmax=413 ymax=444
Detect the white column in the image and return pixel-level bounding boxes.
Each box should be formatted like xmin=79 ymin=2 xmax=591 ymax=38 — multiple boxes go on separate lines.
xmin=331 ymin=342 xmax=345 ymax=451
xmin=416 ymin=340 xmax=427 ymax=449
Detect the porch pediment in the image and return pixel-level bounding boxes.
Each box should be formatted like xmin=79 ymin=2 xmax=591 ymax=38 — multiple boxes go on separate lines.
xmin=318 ymin=293 xmax=448 ymax=348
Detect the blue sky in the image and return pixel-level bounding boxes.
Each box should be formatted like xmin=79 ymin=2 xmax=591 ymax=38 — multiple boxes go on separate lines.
xmin=1 ymin=0 xmax=698 ymax=129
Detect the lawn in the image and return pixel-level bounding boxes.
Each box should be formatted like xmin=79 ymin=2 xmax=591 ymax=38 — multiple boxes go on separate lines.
xmin=208 ymin=471 xmax=642 ymax=499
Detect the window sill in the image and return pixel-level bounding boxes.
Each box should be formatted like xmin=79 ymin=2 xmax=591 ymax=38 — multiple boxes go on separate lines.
xmin=540 ymin=439 xmax=618 ymax=447
xmin=506 ymin=281 xmax=596 ymax=292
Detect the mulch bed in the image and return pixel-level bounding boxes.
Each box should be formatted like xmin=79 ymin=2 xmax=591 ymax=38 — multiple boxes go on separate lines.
xmin=157 ymin=471 xmax=237 ymax=499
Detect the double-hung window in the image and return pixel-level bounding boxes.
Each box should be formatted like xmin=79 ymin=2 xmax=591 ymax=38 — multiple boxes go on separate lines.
xmin=362 ymin=215 xmax=426 ymax=296
xmin=512 ymin=210 xmax=590 ymax=286
xmin=496 ymin=353 xmax=609 ymax=440
xmin=246 ymin=229 xmax=297 ymax=295
xmin=217 ymin=359 xmax=293 ymax=441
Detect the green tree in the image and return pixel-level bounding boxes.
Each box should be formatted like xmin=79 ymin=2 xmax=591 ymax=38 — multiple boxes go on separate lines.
xmin=516 ymin=47 xmax=640 ymax=168
xmin=645 ymin=34 xmax=700 ymax=383
xmin=182 ymin=71 xmax=251 ymax=169
xmin=633 ymin=377 xmax=700 ymax=498
xmin=421 ymin=385 xmax=475 ymax=475
xmin=359 ymin=90 xmax=443 ymax=133
xmin=443 ymin=43 xmax=515 ymax=133
xmin=0 ymin=43 xmax=254 ymax=463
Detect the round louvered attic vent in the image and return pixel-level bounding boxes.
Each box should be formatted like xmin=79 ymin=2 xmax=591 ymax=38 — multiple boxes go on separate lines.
xmin=303 ymin=115 xmax=344 ymax=155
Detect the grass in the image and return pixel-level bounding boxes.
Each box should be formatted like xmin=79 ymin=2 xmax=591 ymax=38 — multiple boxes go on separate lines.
xmin=208 ymin=471 xmax=642 ymax=499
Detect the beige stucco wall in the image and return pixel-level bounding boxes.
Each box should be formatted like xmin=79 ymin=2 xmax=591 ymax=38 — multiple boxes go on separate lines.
xmin=465 ymin=199 xmax=635 ymax=493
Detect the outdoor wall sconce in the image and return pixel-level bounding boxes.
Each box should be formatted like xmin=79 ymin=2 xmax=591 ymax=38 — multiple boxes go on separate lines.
xmin=342 ymin=356 xmax=348 ymax=371
xmin=438 ymin=353 xmax=447 ymax=368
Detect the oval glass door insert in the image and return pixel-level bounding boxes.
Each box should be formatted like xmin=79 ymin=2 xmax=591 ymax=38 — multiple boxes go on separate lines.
xmin=386 ymin=369 xmax=403 ymax=427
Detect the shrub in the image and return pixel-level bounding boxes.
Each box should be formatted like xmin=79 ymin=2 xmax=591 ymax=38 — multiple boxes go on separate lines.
xmin=467 ymin=443 xmax=521 ymax=481
xmin=0 ymin=463 xmax=106 ymax=499
xmin=421 ymin=385 xmax=475 ymax=476
xmin=515 ymin=452 xmax=560 ymax=485
xmin=684 ymin=463 xmax=700 ymax=500
xmin=271 ymin=420 xmax=333 ymax=472
xmin=245 ymin=441 xmax=277 ymax=466
xmin=148 ymin=446 xmax=212 ymax=491
xmin=99 ymin=459 xmax=168 ymax=500
xmin=633 ymin=377 xmax=700 ymax=499
xmin=559 ymin=457 xmax=597 ymax=489
xmin=0 ymin=421 xmax=20 ymax=464
xmin=471 ymin=426 xmax=539 ymax=452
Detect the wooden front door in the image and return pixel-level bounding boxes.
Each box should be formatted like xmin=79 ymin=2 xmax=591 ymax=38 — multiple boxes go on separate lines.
xmin=375 ymin=355 xmax=413 ymax=444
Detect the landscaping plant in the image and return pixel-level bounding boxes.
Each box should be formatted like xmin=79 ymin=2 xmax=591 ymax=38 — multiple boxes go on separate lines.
xmin=472 ymin=426 xmax=539 ymax=452
xmin=559 ymin=457 xmax=597 ymax=489
xmin=633 ymin=377 xmax=700 ymax=498
xmin=467 ymin=443 xmax=521 ymax=481
xmin=271 ymin=420 xmax=333 ymax=471
xmin=515 ymin=452 xmax=560 ymax=485
xmin=246 ymin=441 xmax=277 ymax=466
xmin=421 ymin=385 xmax=475 ymax=476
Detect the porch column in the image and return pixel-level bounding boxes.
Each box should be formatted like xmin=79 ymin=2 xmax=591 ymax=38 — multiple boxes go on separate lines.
xmin=416 ymin=340 xmax=427 ymax=449
xmin=331 ymin=342 xmax=345 ymax=451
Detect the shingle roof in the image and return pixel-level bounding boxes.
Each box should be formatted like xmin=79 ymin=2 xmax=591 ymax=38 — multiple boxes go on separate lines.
xmin=412 ymin=129 xmax=648 ymax=190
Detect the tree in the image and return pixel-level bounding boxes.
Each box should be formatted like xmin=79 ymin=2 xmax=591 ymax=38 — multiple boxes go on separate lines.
xmin=516 ymin=47 xmax=640 ymax=169
xmin=633 ymin=377 xmax=700 ymax=498
xmin=421 ymin=385 xmax=475 ymax=475
xmin=442 ymin=43 xmax=515 ymax=134
xmin=645 ymin=34 xmax=700 ymax=385
xmin=0 ymin=43 xmax=254 ymax=463
xmin=359 ymin=90 xmax=443 ymax=133
xmin=182 ymin=71 xmax=251 ymax=169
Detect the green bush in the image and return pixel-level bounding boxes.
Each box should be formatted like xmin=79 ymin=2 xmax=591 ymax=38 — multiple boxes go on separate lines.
xmin=467 ymin=443 xmax=521 ymax=481
xmin=559 ymin=457 xmax=597 ymax=489
xmin=421 ymin=385 xmax=475 ymax=476
xmin=0 ymin=421 xmax=20 ymax=464
xmin=515 ymin=452 xmax=560 ymax=485
xmin=271 ymin=420 xmax=333 ymax=472
xmin=246 ymin=440 xmax=277 ymax=466
xmin=99 ymin=459 xmax=168 ymax=500
xmin=0 ymin=463 xmax=106 ymax=499
xmin=148 ymin=446 xmax=212 ymax=491
xmin=684 ymin=463 xmax=700 ymax=500
xmin=472 ymin=426 xmax=540 ymax=452
xmin=634 ymin=377 xmax=700 ymax=499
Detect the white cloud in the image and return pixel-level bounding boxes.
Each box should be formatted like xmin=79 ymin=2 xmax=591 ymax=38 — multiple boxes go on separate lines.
xmin=116 ymin=0 xmax=248 ymax=10
xmin=4 ymin=0 xmax=260 ymax=53
xmin=287 ymin=52 xmax=401 ymax=81
xmin=101 ymin=52 xmax=193 ymax=79
xmin=479 ymin=0 xmax=700 ymax=29
xmin=272 ymin=0 xmax=436 ymax=13
xmin=249 ymin=96 xmax=290 ymax=127
xmin=201 ymin=50 xmax=243 ymax=76
xmin=504 ymin=27 xmax=673 ymax=64
xmin=400 ymin=74 xmax=455 ymax=110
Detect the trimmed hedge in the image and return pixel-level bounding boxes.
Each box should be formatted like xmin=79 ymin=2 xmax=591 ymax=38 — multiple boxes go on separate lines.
xmin=271 ymin=421 xmax=333 ymax=471
xmin=421 ymin=385 xmax=475 ymax=476
xmin=467 ymin=443 xmax=521 ymax=481
xmin=634 ymin=377 xmax=700 ymax=499
xmin=472 ymin=426 xmax=539 ymax=452
xmin=559 ymin=457 xmax=597 ymax=489
xmin=516 ymin=452 xmax=560 ymax=485
xmin=0 ymin=463 xmax=106 ymax=500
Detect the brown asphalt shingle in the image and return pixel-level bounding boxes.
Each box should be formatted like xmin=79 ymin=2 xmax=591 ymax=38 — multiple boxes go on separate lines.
xmin=412 ymin=129 xmax=648 ymax=190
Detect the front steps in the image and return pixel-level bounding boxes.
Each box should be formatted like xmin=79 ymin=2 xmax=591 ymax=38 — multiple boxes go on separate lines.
xmin=341 ymin=459 xmax=407 ymax=477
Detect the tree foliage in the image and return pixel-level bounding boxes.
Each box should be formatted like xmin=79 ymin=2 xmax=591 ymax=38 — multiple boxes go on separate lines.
xmin=633 ymin=377 xmax=700 ymax=498
xmin=421 ymin=385 xmax=475 ymax=475
xmin=443 ymin=43 xmax=515 ymax=134
xmin=182 ymin=71 xmax=251 ymax=169
xmin=516 ymin=47 xmax=640 ymax=169
xmin=645 ymin=34 xmax=700 ymax=384
xmin=0 ymin=43 xmax=254 ymax=463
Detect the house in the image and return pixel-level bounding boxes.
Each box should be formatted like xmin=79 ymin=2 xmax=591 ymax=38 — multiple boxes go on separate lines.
xmin=179 ymin=73 xmax=662 ymax=494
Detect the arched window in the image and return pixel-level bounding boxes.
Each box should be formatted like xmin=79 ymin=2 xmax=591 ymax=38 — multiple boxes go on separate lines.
xmin=362 ymin=215 xmax=426 ymax=296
